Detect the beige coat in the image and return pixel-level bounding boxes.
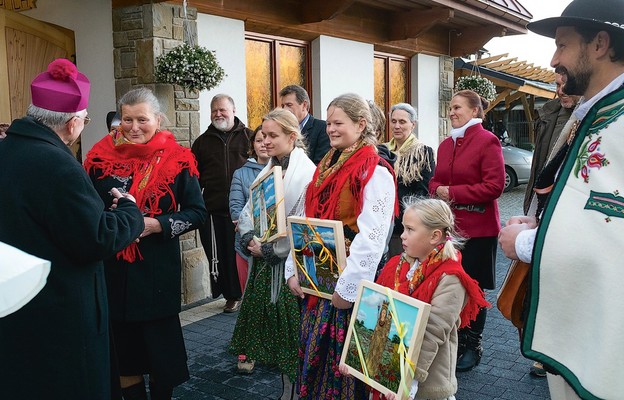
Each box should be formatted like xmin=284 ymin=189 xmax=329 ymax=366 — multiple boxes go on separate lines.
xmin=414 ymin=274 xmax=467 ymax=400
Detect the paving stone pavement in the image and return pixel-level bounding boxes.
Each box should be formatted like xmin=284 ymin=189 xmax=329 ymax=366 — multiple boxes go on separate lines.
xmin=173 ymin=184 xmax=550 ymax=400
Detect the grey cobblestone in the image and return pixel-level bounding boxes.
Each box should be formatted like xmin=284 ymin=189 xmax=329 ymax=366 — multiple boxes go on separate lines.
xmin=175 ymin=184 xmax=550 ymax=399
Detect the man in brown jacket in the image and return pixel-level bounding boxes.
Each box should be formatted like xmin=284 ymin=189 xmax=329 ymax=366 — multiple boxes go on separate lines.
xmin=192 ymin=94 xmax=252 ymax=312
xmin=523 ymin=73 xmax=580 ymax=213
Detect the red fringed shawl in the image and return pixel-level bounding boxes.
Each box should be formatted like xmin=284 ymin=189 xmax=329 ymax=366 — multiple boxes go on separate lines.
xmin=377 ymin=250 xmax=490 ymax=328
xmin=305 ymin=144 xmax=398 ymax=219
xmin=84 ymin=129 xmax=199 ymax=262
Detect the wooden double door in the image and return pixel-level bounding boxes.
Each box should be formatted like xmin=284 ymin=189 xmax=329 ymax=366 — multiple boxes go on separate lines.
xmin=0 ymin=8 xmax=75 ymax=123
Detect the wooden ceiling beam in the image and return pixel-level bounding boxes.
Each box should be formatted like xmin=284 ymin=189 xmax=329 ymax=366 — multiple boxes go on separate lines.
xmin=109 ymin=0 xmax=519 ymax=58
xmin=298 ymin=0 xmax=357 ymax=24
xmin=505 ymin=90 xmax=524 ymax=108
xmin=481 ymin=57 xmax=517 ymax=69
xmin=474 ymin=53 xmax=507 ymax=65
xmin=505 ymin=64 xmax=534 ymax=74
xmin=450 ymin=25 xmax=507 ymax=57
xmin=498 ymin=60 xmax=529 ymax=71
xmin=518 ymin=84 xmax=557 ymax=98
xmin=388 ymin=7 xmax=453 ymax=41
xmin=524 ymin=70 xmax=546 ymax=80
xmin=485 ymin=88 xmax=512 ymax=112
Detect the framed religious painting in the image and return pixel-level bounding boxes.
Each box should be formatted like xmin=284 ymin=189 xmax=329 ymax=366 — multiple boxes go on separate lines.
xmin=287 ymin=216 xmax=347 ymax=300
xmin=249 ymin=166 xmax=286 ymax=243
xmin=341 ymin=280 xmax=431 ymax=400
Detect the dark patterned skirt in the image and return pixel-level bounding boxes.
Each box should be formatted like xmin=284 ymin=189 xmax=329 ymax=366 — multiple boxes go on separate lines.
xmin=228 ymin=258 xmax=300 ymax=382
xmin=298 ymin=296 xmax=368 ymax=400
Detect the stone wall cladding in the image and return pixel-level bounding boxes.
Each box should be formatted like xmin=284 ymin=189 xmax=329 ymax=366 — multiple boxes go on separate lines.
xmin=439 ymin=56 xmax=454 ymax=142
xmin=113 ymin=3 xmax=209 ymax=304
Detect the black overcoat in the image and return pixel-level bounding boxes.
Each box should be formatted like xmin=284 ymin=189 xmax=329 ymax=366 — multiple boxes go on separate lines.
xmin=0 ymin=117 xmax=144 ymax=400
xmin=88 ymin=153 xmax=207 ymax=321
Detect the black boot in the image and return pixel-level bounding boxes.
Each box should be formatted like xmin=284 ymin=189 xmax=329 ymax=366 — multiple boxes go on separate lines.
xmin=149 ymin=380 xmax=173 ymax=400
xmin=456 ymin=329 xmax=483 ymax=372
xmin=121 ymin=381 xmax=148 ymax=400
xmin=456 ymin=308 xmax=486 ymax=372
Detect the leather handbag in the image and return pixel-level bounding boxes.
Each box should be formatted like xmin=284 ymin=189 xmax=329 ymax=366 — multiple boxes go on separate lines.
xmin=497 ymin=260 xmax=530 ymax=329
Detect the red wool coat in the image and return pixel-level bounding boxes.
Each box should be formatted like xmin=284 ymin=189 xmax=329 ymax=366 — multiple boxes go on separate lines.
xmin=429 ymin=124 xmax=505 ymax=238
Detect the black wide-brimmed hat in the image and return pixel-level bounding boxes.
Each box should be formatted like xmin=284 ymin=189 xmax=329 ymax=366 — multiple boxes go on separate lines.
xmin=527 ymin=0 xmax=624 ymax=38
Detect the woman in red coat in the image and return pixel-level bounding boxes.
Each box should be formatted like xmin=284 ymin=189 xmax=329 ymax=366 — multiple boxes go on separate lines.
xmin=429 ymin=89 xmax=504 ymax=371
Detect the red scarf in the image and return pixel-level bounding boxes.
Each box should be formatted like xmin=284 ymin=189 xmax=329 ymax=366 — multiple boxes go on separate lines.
xmin=377 ymin=248 xmax=490 ymax=329
xmin=305 ymin=143 xmax=398 ymax=219
xmin=84 ymin=129 xmax=199 ymax=262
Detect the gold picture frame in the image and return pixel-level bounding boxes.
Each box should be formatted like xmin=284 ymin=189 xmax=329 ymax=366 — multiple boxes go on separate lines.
xmin=341 ymin=280 xmax=431 ymax=399
xmin=287 ymin=216 xmax=346 ymax=300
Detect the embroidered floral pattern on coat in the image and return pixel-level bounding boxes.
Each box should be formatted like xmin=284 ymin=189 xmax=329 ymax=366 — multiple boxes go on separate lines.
xmin=573 ymin=101 xmax=624 ymax=183
xmin=574 ymin=136 xmax=609 ymax=183
xmin=169 ymin=218 xmax=192 ymax=238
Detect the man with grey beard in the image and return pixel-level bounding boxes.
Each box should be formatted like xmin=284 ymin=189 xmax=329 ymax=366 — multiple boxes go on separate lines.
xmin=192 ymin=94 xmax=252 ymax=313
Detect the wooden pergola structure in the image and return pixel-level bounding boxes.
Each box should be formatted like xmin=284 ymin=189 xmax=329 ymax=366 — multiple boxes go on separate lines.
xmin=455 ymin=53 xmax=556 ymax=143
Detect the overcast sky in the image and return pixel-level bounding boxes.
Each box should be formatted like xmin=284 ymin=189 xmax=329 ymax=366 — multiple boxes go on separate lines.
xmin=483 ymin=0 xmax=570 ymax=70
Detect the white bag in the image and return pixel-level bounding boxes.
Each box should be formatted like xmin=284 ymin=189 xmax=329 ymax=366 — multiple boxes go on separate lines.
xmin=0 ymin=241 xmax=50 ymax=318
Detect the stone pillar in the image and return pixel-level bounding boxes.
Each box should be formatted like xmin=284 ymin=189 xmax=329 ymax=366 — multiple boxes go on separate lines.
xmin=112 ymin=3 xmax=210 ymax=304
xmin=439 ymin=56 xmax=454 ymax=142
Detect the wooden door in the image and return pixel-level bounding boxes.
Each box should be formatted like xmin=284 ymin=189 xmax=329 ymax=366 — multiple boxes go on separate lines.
xmin=0 ymin=8 xmax=75 ymax=123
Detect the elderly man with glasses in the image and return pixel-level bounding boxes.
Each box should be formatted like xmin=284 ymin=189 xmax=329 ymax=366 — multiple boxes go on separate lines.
xmin=0 ymin=58 xmax=145 ymax=400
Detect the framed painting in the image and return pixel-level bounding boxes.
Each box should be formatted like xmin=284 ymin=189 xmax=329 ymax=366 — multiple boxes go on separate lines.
xmin=249 ymin=166 xmax=286 ymax=243
xmin=341 ymin=280 xmax=431 ymax=399
xmin=287 ymin=216 xmax=347 ymax=300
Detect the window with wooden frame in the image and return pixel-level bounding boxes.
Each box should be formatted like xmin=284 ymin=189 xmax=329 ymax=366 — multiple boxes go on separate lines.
xmin=374 ymin=53 xmax=410 ymax=142
xmin=245 ymin=33 xmax=310 ymax=130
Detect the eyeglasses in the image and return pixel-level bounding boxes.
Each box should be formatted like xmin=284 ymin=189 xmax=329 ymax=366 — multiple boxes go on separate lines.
xmin=66 ymin=115 xmax=91 ymax=125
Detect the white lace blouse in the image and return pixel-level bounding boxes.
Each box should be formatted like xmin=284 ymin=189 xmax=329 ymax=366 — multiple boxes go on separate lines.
xmin=285 ymin=165 xmax=395 ymax=302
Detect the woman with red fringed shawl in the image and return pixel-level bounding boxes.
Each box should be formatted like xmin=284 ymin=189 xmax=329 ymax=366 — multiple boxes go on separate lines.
xmin=84 ymin=87 xmax=207 ymax=400
xmin=285 ymin=93 xmax=397 ymax=399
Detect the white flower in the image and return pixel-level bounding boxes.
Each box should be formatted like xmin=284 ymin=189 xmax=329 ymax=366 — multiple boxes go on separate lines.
xmin=155 ymin=43 xmax=226 ymax=92
xmin=454 ymin=75 xmax=497 ymax=101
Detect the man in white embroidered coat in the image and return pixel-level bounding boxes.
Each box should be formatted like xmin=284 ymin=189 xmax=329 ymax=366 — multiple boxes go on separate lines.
xmin=499 ymin=1 xmax=624 ymax=399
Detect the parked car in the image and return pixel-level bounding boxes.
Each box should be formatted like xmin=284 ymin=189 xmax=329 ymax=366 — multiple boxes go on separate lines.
xmin=501 ymin=143 xmax=533 ymax=192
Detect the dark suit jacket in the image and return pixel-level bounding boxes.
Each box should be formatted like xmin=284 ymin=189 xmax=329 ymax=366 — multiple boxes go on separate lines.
xmin=301 ymin=114 xmax=330 ymax=164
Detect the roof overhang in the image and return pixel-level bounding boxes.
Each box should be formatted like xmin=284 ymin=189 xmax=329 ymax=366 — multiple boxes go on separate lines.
xmin=111 ymin=0 xmax=532 ymax=57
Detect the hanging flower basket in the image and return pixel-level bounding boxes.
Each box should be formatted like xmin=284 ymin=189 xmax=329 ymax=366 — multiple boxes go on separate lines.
xmin=454 ymin=75 xmax=497 ymax=102
xmin=155 ymin=43 xmax=225 ymax=92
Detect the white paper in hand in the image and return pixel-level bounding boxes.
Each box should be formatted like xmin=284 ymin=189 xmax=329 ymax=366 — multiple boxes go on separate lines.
xmin=0 ymin=242 xmax=51 ymax=318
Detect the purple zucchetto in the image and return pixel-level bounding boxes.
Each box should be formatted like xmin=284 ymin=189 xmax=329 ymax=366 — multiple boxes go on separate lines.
xmin=30 ymin=59 xmax=90 ymax=113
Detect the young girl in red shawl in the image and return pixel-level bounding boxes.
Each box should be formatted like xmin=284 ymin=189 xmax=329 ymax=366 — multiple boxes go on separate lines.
xmin=344 ymin=197 xmax=488 ymax=400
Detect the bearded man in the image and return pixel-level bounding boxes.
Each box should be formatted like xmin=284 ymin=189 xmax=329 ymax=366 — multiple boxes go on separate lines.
xmin=192 ymin=94 xmax=252 ymax=312
xmin=499 ymin=0 xmax=624 ymax=398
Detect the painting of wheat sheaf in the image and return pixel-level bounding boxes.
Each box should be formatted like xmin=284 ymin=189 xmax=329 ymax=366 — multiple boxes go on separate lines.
xmin=250 ymin=166 xmax=286 ymax=243
xmin=341 ymin=280 xmax=431 ymax=399
xmin=287 ymin=216 xmax=346 ymax=300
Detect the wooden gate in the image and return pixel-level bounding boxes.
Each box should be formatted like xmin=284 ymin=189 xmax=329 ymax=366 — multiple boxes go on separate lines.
xmin=0 ymin=8 xmax=75 ymax=123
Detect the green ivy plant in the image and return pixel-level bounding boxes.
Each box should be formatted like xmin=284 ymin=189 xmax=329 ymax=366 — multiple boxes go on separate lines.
xmin=155 ymin=43 xmax=225 ymax=92
xmin=454 ymin=75 xmax=497 ymax=102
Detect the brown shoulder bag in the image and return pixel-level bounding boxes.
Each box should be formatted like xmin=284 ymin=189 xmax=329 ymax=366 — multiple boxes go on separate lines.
xmin=497 ymin=260 xmax=530 ymax=329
